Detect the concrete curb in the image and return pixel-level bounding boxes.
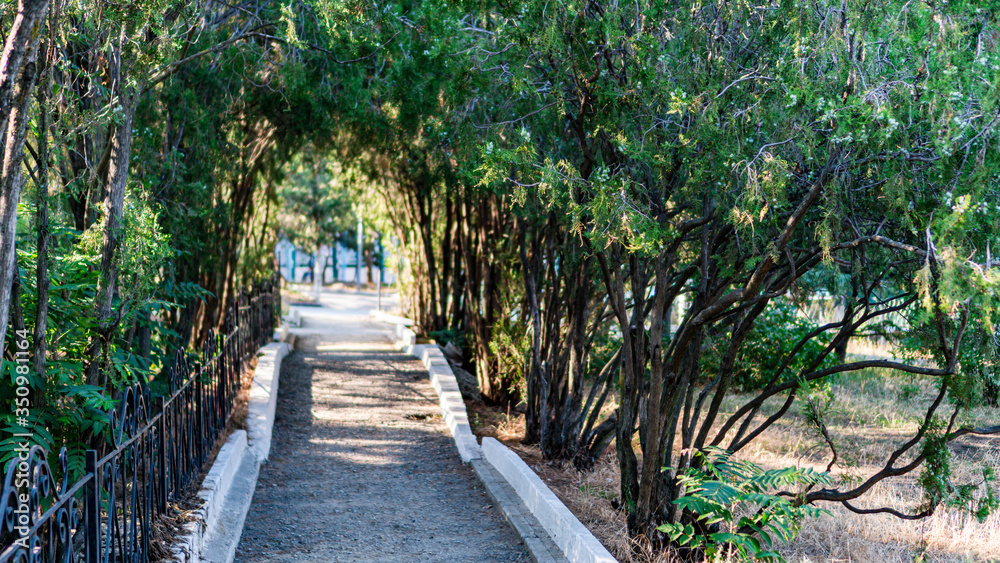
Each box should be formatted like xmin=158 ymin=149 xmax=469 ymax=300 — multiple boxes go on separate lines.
xmin=419 ymin=345 xmax=482 ymax=463
xmin=471 ymin=459 xmax=568 ymax=563
xmin=246 ymin=343 xmax=291 ymax=462
xmin=274 ymin=309 xmax=300 ymax=343
xmin=199 ymin=431 xmax=248 ymax=548
xmin=370 ymin=309 xmax=413 ymax=326
xmin=285 ymin=308 xmax=302 ymax=327
xmin=483 ymin=438 xmax=617 ymax=563
xmin=391 ymin=322 xmax=481 ymax=463
xmin=372 ymin=312 xmax=615 ymax=563
xmin=170 ymin=341 xmax=291 ymax=563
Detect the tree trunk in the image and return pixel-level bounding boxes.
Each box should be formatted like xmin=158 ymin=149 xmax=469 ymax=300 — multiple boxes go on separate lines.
xmin=461 ymin=192 xmax=513 ymax=404
xmin=365 ymin=248 xmax=373 ymax=284
xmin=32 ymin=15 xmax=54 ymax=397
xmin=84 ymin=29 xmax=136 ymax=388
xmin=600 ymin=249 xmax=647 ymax=533
xmin=0 ymin=0 xmax=48 ymax=363
xmin=520 ymin=217 xmax=543 ymax=444
xmin=84 ymin=98 xmax=136 ymax=387
xmin=8 ymin=266 xmax=25 ymax=359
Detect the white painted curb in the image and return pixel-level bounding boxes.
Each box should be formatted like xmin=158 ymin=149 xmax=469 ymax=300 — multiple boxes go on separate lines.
xmin=285 ymin=308 xmax=302 ymax=327
xmin=170 ymin=341 xmax=290 ymax=562
xmin=374 ymin=315 xmax=481 ymax=463
xmin=274 ymin=309 xmax=300 ymax=343
xmin=370 ymin=309 xmax=413 ymax=326
xmin=373 ymin=312 xmax=615 ymax=562
xmin=246 ymin=343 xmax=290 ymax=462
xmin=419 ymin=345 xmax=482 ymax=463
xmin=200 ymin=431 xmax=247 ymax=544
xmin=482 ymin=438 xmax=617 ymax=563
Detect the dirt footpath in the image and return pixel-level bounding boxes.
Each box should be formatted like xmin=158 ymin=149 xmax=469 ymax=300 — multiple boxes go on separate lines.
xmin=234 ymin=313 xmax=529 ymax=562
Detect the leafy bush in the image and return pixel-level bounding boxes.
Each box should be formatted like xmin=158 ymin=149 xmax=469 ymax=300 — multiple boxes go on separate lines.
xmin=917 ymin=421 xmax=1000 ymax=522
xmin=0 ymin=233 xmax=209 ymax=478
xmin=731 ymin=300 xmax=839 ymax=392
xmin=430 ymin=327 xmax=465 ymax=350
xmin=658 ymin=447 xmax=831 ymax=562
xmin=487 ymin=315 xmax=530 ymax=397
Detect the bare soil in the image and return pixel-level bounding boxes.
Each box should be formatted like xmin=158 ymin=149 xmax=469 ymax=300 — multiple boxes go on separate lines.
xmin=234 ymin=327 xmax=530 ymax=562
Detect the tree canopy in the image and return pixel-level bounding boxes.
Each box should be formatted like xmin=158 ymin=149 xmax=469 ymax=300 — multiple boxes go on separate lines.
xmin=1 ymin=0 xmax=998 ymax=558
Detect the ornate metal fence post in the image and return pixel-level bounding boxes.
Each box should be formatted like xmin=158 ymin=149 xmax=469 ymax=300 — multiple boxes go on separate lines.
xmin=1 ymin=271 xmax=284 ymax=563
xmin=157 ymin=396 xmax=167 ymax=515
xmin=272 ymin=270 xmax=281 ymax=332
xmin=85 ymin=450 xmax=100 ymax=563
xmin=252 ymin=282 xmax=260 ymax=347
xmin=195 ymin=366 xmax=204 ymax=468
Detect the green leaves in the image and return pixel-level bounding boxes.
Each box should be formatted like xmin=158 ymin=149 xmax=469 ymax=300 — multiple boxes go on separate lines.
xmin=658 ymin=447 xmax=831 ymax=562
xmin=726 ymin=298 xmax=837 ymax=392
xmin=277 ymin=146 xmax=356 ymax=254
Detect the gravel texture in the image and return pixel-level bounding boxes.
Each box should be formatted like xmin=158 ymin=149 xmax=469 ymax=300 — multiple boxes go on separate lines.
xmin=235 ymin=310 xmax=529 ymax=562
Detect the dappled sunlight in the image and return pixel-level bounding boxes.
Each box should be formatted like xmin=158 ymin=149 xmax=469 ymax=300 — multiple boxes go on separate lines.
xmin=305 ymin=437 xmax=421 ymax=467
xmin=238 ymin=303 xmax=528 ymax=561
xmin=313 ymin=343 xmax=393 ymax=352
xmin=8 ymin=1 xmax=999 ymax=562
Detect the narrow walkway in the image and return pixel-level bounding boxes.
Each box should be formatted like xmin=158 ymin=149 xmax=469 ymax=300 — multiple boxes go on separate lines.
xmin=235 ymin=290 xmax=529 ymax=562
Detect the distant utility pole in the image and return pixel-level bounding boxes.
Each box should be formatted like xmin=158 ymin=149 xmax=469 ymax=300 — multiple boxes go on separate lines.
xmin=313 ymin=247 xmax=321 ymax=301
xmin=376 ymin=233 xmax=382 ymax=311
xmin=356 ymin=217 xmax=363 ymax=292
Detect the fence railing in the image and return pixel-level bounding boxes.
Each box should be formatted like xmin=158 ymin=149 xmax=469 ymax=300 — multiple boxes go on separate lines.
xmin=0 ymin=272 xmax=281 ymax=563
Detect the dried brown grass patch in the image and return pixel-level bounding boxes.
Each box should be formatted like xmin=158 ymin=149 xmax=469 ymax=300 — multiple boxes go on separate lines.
xmin=463 ymin=365 xmax=1000 ymax=562
xmin=719 ymin=367 xmax=1000 ymax=562
xmin=467 ymin=401 xmax=526 ymax=443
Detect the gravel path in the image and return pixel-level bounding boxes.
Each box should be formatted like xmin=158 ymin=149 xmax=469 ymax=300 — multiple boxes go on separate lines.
xmin=235 ymin=310 xmax=529 ymax=562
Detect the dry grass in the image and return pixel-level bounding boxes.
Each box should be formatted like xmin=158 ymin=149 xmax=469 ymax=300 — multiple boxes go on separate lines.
xmin=724 ymin=367 xmax=1000 ymax=563
xmin=467 ymin=401 xmax=527 ymax=443
xmin=467 ymin=365 xmax=1000 ymax=562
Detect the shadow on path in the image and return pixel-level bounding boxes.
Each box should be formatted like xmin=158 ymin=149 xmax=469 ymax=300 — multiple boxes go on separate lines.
xmin=235 ymin=309 xmax=528 ymax=563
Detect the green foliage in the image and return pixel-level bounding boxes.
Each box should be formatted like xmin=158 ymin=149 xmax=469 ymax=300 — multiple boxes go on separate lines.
xmin=918 ymin=423 xmax=953 ymax=513
xmin=730 ymin=300 xmax=837 ymax=392
xmin=658 ymin=448 xmax=832 ymax=562
xmin=898 ymin=383 xmax=921 ymax=402
xmin=314 ymin=0 xmax=1000 ymax=542
xmin=954 ymin=466 xmax=1000 ymax=524
xmin=916 ymin=419 xmax=1000 ymax=522
xmin=77 ymin=194 xmax=173 ymax=311
xmin=0 ymin=236 xmax=207 ymax=475
xmin=951 ymin=325 xmax=1000 ymax=407
xmin=10 ymin=0 xmax=1000 ymax=553
xmin=587 ymin=328 xmax=623 ymax=383
xmin=276 ymin=145 xmax=356 ymax=256
xmin=488 ymin=315 xmax=530 ymax=398
xmin=430 ymin=328 xmax=465 ymax=350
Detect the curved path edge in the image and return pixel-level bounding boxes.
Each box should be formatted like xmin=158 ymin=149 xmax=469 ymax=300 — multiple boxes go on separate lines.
xmin=171 ymin=338 xmax=292 ymax=563
xmin=376 ymin=311 xmax=616 ymax=563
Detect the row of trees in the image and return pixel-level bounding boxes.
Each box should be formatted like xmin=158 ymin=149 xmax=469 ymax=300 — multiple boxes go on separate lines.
xmin=311 ymin=0 xmax=1000 ymax=554
xmin=0 ymin=0 xmax=375 ymax=472
xmin=2 ymin=0 xmax=999 ymax=557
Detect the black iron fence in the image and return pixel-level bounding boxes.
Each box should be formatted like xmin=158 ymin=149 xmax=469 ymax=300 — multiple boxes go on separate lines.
xmin=0 ymin=272 xmax=281 ymax=563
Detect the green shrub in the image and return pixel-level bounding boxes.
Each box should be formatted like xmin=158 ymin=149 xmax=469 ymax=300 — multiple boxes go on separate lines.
xmin=731 ymin=300 xmax=838 ymax=392
xmin=658 ymin=447 xmax=831 ymax=562
xmin=1 ymin=239 xmax=208 ymax=478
